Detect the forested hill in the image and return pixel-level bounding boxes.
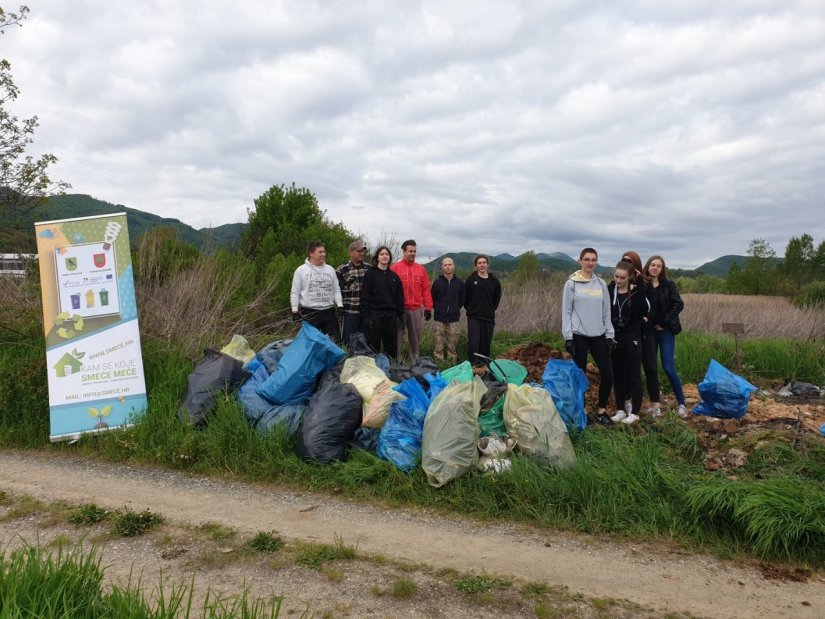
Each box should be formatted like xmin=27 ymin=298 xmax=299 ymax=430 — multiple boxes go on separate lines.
xmin=0 ymin=194 xmax=246 ymax=252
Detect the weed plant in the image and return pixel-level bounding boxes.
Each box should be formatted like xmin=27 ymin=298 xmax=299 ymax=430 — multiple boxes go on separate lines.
xmin=247 ymin=531 xmax=284 ymax=554
xmin=0 ymin=540 xmax=282 ymax=618
xmin=68 ymin=503 xmax=110 ymax=526
xmin=111 ymin=508 xmax=164 ymax=537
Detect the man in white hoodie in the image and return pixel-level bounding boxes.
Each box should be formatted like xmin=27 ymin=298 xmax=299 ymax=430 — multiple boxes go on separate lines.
xmin=290 ymin=241 xmax=344 ymax=342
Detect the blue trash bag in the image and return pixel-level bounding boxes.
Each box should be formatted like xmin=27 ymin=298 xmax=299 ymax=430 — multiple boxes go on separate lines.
xmin=541 ymin=358 xmax=589 ymax=431
xmin=377 ymin=376 xmax=433 ymax=471
xmin=351 ymin=427 xmax=381 ymax=452
xmin=257 ymin=322 xmax=346 ymax=405
xmin=256 ymin=339 xmax=292 ymax=374
xmin=237 ymin=357 xmax=304 ymax=437
xmin=693 ymin=359 xmax=757 ymax=420
xmin=425 ymin=372 xmax=448 ymax=400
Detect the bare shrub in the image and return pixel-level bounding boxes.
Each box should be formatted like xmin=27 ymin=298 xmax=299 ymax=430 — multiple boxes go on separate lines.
xmin=681 ymin=294 xmax=825 ymax=340
xmin=495 ymin=275 xmax=564 ymax=334
xmin=0 ymin=270 xmax=43 ymax=341
xmin=134 ymin=234 xmax=289 ymax=357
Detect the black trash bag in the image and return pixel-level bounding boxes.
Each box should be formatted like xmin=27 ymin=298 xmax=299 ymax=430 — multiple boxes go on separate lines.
xmin=388 ymin=357 xmax=440 ymax=387
xmin=480 ymin=379 xmax=508 ymax=411
xmin=347 ymin=332 xmax=375 ymax=356
xmin=317 ymin=356 xmax=347 ymax=391
xmin=351 ymin=427 xmax=380 ymax=452
xmin=296 ymin=381 xmax=363 ymax=463
xmin=179 ymin=349 xmax=250 ymax=428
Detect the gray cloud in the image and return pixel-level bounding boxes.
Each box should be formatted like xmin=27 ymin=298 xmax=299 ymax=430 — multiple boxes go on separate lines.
xmin=4 ymin=0 xmax=824 ymax=267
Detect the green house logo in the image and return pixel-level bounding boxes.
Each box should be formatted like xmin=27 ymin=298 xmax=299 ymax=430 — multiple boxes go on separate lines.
xmin=53 ymin=348 xmax=85 ymax=378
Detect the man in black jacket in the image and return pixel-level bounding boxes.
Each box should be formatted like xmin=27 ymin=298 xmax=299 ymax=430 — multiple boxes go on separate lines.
xmin=430 ymin=257 xmax=465 ymax=364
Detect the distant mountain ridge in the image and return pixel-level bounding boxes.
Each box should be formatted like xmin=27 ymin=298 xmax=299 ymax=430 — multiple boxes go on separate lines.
xmin=1 ymin=193 xmax=762 ymax=276
xmin=0 ymin=194 xmax=246 ymax=252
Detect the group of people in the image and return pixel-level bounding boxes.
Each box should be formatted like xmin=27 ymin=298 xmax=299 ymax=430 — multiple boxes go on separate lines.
xmin=289 ymin=239 xmax=501 ymax=366
xmin=562 ymin=247 xmax=687 ymax=425
xmin=290 ymin=240 xmax=686 ymax=424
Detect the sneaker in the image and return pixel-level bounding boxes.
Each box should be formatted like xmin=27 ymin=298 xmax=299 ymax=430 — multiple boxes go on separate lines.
xmin=610 ymin=411 xmax=628 ymax=422
xmin=624 ymin=400 xmax=632 ymax=415
xmin=593 ymin=414 xmax=615 ymax=426
xmin=646 ymin=404 xmax=663 ymax=418
xmin=677 ymin=404 xmax=689 ymax=418
xmin=621 ymin=413 xmax=640 ymax=425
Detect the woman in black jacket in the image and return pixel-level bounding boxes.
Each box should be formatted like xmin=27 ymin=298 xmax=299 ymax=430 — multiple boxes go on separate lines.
xmin=607 ymin=260 xmax=649 ymax=425
xmin=643 ymin=255 xmax=687 ymax=417
xmin=360 ymin=246 xmax=404 ymax=360
xmin=464 ymin=255 xmax=502 ymax=367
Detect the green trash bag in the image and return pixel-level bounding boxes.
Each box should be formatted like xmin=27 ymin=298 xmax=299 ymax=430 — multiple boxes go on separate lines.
xmin=422 ymin=376 xmax=487 ymax=487
xmin=478 ymin=395 xmax=507 ymax=437
xmin=440 ymin=361 xmax=474 ymax=384
xmin=489 ymin=359 xmax=528 ymax=385
xmin=503 ymin=383 xmax=575 ymax=470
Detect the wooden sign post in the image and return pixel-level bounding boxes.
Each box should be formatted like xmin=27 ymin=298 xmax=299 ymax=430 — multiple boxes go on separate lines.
xmin=722 ymin=322 xmax=745 ymax=373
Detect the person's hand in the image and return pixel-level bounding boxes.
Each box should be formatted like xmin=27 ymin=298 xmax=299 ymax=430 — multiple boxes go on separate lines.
xmin=336 ymin=307 xmax=344 ymax=320
xmin=606 ymin=337 xmax=616 ymax=353
xmin=564 ymin=339 xmax=575 ymax=356
xmin=291 ymin=312 xmax=302 ymax=323
xmin=424 ymin=310 xmax=432 ymax=321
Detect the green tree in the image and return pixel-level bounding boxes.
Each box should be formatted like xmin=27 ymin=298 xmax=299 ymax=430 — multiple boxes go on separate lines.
xmin=242 ymin=183 xmax=356 ymax=306
xmin=725 ymin=261 xmax=745 ymax=294
xmin=812 ymin=240 xmax=825 ymax=281
xmin=781 ymin=233 xmax=814 ymax=292
xmin=0 ymin=5 xmax=70 ymax=220
xmin=741 ymin=238 xmax=777 ymax=295
xmin=515 ymin=250 xmax=540 ymax=284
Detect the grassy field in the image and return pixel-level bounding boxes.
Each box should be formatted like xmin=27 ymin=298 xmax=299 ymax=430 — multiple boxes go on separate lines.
xmin=2 ymin=258 xmax=825 ymax=567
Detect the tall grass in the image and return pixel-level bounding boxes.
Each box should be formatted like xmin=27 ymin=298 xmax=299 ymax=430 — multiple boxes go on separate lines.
xmin=0 ymin=540 xmax=282 ymax=617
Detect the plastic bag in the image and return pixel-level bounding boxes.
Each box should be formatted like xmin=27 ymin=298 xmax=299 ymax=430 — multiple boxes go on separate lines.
xmin=238 ymin=359 xmax=303 ymax=437
xmin=256 ymin=339 xmax=292 ymax=374
xmin=220 ymin=334 xmax=255 ymax=364
xmin=257 ymin=322 xmax=346 ymax=405
xmin=351 ymin=427 xmax=380 ymax=452
xmin=477 ymin=435 xmax=517 ymax=473
xmin=179 ymin=349 xmax=250 ymax=427
xmin=440 ymin=361 xmax=474 ymax=384
xmin=488 ymin=359 xmax=528 ymax=385
xmin=376 ymin=377 xmax=432 ymax=471
xmin=541 ymin=358 xmax=589 ymax=431
xmin=693 ymin=359 xmax=757 ymax=420
xmin=295 ymin=381 xmax=363 ymax=463
xmin=503 ymin=383 xmax=575 ymax=469
xmin=340 ymin=356 xmax=406 ymax=428
xmin=421 ymin=376 xmax=487 ymax=487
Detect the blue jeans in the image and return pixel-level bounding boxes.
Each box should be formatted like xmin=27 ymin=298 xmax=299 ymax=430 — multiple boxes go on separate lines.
xmin=654 ymin=329 xmax=685 ymax=405
xmin=341 ymin=313 xmax=362 ymax=347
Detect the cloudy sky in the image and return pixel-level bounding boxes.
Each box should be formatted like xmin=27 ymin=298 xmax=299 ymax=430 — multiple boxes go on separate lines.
xmin=5 ymin=1 xmax=825 ymax=268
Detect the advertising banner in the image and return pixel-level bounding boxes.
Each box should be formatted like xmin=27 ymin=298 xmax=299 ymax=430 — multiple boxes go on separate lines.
xmin=34 ymin=213 xmax=147 ymax=441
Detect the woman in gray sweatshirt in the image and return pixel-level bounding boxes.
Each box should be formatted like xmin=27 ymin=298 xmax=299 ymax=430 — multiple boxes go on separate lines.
xmin=561 ymin=247 xmax=615 ymax=425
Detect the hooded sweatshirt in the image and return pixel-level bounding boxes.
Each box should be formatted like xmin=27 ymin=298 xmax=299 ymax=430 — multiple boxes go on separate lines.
xmin=290 ymin=259 xmax=343 ymax=311
xmin=561 ymin=270 xmax=614 ymax=341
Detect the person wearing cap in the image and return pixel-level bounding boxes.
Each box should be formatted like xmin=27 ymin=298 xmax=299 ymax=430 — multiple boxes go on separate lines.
xmin=290 ymin=241 xmax=344 ymax=342
xmin=336 ymin=240 xmax=369 ymax=346
xmin=430 ymin=256 xmax=465 ymax=364
xmin=391 ymin=239 xmax=433 ymax=362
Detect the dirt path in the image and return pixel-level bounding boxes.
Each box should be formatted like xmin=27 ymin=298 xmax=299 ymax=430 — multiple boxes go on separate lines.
xmin=0 ymin=450 xmax=822 ymax=618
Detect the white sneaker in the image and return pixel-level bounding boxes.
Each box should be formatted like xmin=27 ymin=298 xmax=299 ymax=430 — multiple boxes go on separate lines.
xmin=646 ymin=404 xmax=662 ymax=418
xmin=677 ymin=404 xmax=689 ymax=418
xmin=624 ymin=400 xmax=632 ymax=415
xmin=622 ymin=413 xmax=640 ymax=425
xmin=610 ymin=411 xmax=628 ymax=422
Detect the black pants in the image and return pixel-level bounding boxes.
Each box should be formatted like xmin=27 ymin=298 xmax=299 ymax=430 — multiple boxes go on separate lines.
xmin=467 ymin=318 xmax=495 ymax=366
xmin=300 ymin=306 xmax=340 ymax=343
xmin=613 ymin=333 xmax=643 ymax=415
xmin=641 ymin=326 xmax=660 ymax=402
xmin=366 ymin=311 xmax=398 ymax=360
xmin=572 ymin=333 xmax=613 ymax=408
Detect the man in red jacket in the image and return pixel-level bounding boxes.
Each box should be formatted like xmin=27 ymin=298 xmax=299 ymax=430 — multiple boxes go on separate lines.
xmin=391 ymin=239 xmax=433 ymax=362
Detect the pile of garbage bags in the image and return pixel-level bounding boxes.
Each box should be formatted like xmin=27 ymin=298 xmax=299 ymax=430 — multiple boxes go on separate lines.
xmin=178 ymin=323 xmax=580 ymax=486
